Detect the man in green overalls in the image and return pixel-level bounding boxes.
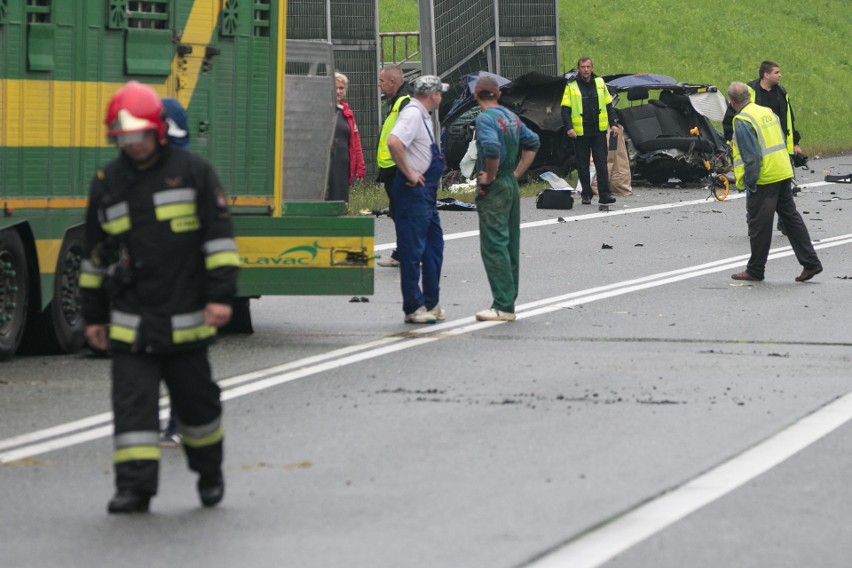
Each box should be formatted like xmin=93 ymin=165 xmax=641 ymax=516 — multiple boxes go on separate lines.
xmin=472 ymin=76 xmax=541 ymax=321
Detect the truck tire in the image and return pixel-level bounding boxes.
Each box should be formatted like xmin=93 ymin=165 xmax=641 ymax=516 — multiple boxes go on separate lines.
xmin=36 ymin=227 xmax=86 ymax=354
xmin=0 ymin=229 xmax=30 ymax=360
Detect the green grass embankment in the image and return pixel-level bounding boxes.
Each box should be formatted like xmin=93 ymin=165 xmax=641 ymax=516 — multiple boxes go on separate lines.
xmin=380 ymin=0 xmax=852 ymax=155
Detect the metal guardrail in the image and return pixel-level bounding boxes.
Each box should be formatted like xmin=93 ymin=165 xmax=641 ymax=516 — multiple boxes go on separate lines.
xmin=379 ymin=31 xmax=420 ymax=67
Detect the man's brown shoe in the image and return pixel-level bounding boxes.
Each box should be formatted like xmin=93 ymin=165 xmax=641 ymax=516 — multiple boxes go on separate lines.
xmin=795 ymin=266 xmax=823 ymax=282
xmin=731 ymin=271 xmax=762 ymax=282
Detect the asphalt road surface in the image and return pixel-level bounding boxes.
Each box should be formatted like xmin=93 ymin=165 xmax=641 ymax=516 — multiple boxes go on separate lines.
xmin=2 ymin=154 xmax=852 ymax=567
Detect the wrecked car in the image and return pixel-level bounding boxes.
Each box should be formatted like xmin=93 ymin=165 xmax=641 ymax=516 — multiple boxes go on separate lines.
xmin=441 ymin=71 xmax=575 ymax=180
xmin=441 ymin=71 xmax=731 ymax=188
xmin=606 ymin=73 xmax=731 ymax=185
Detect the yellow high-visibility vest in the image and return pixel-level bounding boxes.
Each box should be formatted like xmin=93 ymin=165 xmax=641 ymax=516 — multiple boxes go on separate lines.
xmin=731 ymin=102 xmax=793 ymax=190
xmin=376 ymin=95 xmax=411 ymax=168
xmin=560 ymin=77 xmax=611 ymax=136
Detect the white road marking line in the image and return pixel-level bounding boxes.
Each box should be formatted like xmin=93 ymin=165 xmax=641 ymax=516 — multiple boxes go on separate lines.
xmin=0 ymin=412 xmax=113 ymax=453
xmin=0 ymin=425 xmax=113 ymax=464
xmin=525 ymin=390 xmax=852 ymax=568
xmin=2 ymin=233 xmax=848 ymax=463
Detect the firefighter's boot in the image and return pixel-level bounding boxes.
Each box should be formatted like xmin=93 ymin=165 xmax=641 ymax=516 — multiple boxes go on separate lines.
xmin=107 ymin=490 xmax=151 ymax=514
xmin=198 ymin=472 xmax=224 ymax=508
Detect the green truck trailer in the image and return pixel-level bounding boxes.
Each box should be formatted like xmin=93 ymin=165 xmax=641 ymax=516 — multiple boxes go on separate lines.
xmin=0 ymin=0 xmax=374 ymax=359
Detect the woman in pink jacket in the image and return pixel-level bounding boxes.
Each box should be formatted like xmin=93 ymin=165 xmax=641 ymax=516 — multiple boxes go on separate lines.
xmin=327 ymin=72 xmax=366 ymax=202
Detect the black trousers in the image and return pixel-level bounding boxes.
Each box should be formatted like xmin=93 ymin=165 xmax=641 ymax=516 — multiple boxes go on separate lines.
xmin=378 ymin=166 xmax=399 ymax=219
xmin=574 ymin=133 xmax=611 ymax=201
xmin=379 ymin=165 xmax=400 ymax=259
xmin=111 ymin=348 xmax=223 ymax=495
xmin=745 ymin=178 xmax=821 ymax=279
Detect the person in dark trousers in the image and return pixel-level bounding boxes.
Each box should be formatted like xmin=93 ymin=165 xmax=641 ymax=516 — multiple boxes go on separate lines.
xmin=386 ymin=75 xmax=448 ymax=323
xmin=722 ymin=61 xmax=804 ymax=234
xmin=561 ymin=57 xmax=619 ymax=205
xmin=376 ymin=64 xmax=411 ymax=267
xmin=471 ymin=76 xmax=540 ymax=322
xmin=80 ymin=81 xmax=240 ymax=514
xmin=726 ymin=82 xmax=822 ymax=283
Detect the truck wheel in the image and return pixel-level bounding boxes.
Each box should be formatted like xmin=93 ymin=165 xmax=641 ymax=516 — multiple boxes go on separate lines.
xmin=0 ymin=229 xmax=30 ymax=360
xmin=37 ymin=227 xmax=86 ymax=354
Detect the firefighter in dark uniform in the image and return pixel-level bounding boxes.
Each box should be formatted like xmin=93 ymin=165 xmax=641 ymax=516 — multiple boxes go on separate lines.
xmin=80 ymin=81 xmax=241 ymax=514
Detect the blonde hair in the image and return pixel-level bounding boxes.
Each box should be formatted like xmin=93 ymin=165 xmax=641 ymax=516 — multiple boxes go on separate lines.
xmin=334 ymin=72 xmax=349 ymax=90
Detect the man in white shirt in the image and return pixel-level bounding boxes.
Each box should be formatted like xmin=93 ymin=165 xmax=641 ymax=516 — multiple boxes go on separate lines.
xmin=386 ymin=75 xmax=448 ymax=324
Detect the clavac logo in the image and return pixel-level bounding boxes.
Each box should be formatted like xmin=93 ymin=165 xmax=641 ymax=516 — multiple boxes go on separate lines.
xmin=242 ymin=241 xmax=331 ymax=267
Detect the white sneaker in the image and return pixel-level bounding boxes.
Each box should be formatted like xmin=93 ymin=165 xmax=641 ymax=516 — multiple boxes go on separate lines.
xmin=427 ymin=305 xmax=446 ymax=321
xmin=377 ymin=256 xmax=400 ymax=268
xmin=404 ymin=306 xmax=437 ymax=324
xmin=475 ymin=308 xmax=516 ymax=322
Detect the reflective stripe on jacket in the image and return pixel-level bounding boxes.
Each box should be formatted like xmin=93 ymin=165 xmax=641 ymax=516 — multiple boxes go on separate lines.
xmin=561 ymin=77 xmax=611 ymax=136
xmin=81 ymin=146 xmax=239 ymax=353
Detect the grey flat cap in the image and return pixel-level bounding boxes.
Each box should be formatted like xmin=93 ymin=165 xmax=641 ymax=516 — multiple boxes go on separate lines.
xmin=411 ymin=75 xmax=449 ymax=94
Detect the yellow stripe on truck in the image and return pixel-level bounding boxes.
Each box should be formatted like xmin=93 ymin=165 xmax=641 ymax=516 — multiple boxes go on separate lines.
xmin=170 ymin=2 xmax=222 ymax=108
xmin=237 ymin=237 xmax=375 ymax=269
xmin=1 ymin=2 xmax=221 ymax=148
xmin=4 ymin=197 xmax=273 ymax=209
xmin=35 ymin=236 xmax=374 ymax=275
xmin=35 ymin=239 xmax=62 ymax=274
xmin=1 ymin=80 xmax=166 ymax=148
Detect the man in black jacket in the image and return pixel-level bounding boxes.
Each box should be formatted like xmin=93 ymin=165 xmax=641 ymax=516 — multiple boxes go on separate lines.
xmin=723 ymin=60 xmax=802 ymax=158
xmin=81 ymin=82 xmax=240 ymax=514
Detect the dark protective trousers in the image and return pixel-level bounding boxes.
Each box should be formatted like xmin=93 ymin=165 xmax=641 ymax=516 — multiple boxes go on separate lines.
xmin=745 ymin=178 xmax=821 ymax=279
xmin=574 ymin=133 xmax=612 ymax=202
xmin=111 ymin=348 xmax=223 ymax=495
xmin=475 ymin=173 xmax=521 ymax=313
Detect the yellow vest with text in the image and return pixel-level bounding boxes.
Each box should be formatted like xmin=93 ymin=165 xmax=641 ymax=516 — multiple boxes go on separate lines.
xmin=746 ymin=85 xmax=795 ymax=154
xmin=376 ymin=95 xmax=411 ymax=168
xmin=561 ymin=77 xmax=611 ymax=136
xmin=731 ymin=103 xmax=793 ymax=190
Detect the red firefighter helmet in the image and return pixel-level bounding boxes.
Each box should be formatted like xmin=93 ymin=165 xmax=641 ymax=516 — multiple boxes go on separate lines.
xmin=105 ymin=81 xmax=167 ymax=145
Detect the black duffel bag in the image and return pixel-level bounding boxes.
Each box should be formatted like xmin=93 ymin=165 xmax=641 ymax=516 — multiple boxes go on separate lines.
xmin=536 ymin=189 xmax=574 ymax=209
